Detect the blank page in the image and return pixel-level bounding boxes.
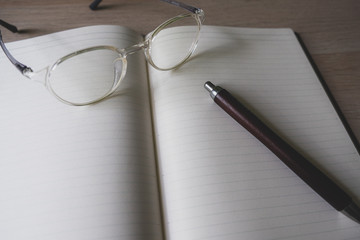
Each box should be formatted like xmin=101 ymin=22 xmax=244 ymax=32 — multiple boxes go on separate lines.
xmin=148 ymin=26 xmax=360 ymax=240
xmin=0 ymin=26 xmax=163 ymax=240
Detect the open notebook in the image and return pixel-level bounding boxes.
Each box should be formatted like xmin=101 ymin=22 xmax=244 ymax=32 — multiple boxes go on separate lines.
xmin=0 ymin=25 xmax=359 ymax=240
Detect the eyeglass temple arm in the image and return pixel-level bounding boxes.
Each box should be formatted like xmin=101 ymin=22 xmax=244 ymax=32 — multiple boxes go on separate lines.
xmin=160 ymin=0 xmax=201 ymax=13
xmin=89 ymin=0 xmax=102 ymax=10
xmin=0 ymin=29 xmax=33 ymax=76
xmin=90 ymin=0 xmax=201 ymax=13
xmin=0 ymin=19 xmax=18 ymax=33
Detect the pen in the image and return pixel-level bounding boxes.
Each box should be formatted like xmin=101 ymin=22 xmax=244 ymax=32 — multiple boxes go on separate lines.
xmin=204 ymin=81 xmax=360 ymax=224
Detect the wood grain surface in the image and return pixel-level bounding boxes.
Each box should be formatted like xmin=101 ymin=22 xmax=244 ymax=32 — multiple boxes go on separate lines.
xmin=1 ymin=0 xmax=359 ymax=142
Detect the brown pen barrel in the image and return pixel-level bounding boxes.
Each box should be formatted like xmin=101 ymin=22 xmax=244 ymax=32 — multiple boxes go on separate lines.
xmin=214 ymin=88 xmax=352 ymax=211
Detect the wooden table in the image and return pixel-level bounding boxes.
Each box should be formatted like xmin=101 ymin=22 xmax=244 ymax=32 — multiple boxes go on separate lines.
xmin=1 ymin=0 xmax=359 ymax=143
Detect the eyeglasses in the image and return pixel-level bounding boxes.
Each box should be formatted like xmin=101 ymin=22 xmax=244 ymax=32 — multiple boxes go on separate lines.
xmin=0 ymin=0 xmax=204 ymax=106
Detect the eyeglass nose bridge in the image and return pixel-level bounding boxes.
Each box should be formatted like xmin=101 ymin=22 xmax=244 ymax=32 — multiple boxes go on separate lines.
xmin=120 ymin=41 xmax=149 ymax=57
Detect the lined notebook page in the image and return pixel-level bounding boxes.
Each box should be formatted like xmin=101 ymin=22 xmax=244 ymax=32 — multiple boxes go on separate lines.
xmin=0 ymin=26 xmax=163 ymax=240
xmin=148 ymin=26 xmax=360 ymax=240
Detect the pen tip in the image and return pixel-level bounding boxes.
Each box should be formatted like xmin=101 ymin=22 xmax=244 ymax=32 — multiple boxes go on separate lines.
xmin=204 ymin=81 xmax=215 ymax=93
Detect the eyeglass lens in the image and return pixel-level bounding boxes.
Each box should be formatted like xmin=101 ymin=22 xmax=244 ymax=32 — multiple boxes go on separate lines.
xmin=48 ymin=13 xmax=200 ymax=105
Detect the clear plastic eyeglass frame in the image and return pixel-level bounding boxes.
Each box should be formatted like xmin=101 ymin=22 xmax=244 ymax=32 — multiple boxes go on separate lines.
xmin=0 ymin=0 xmax=205 ymax=106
